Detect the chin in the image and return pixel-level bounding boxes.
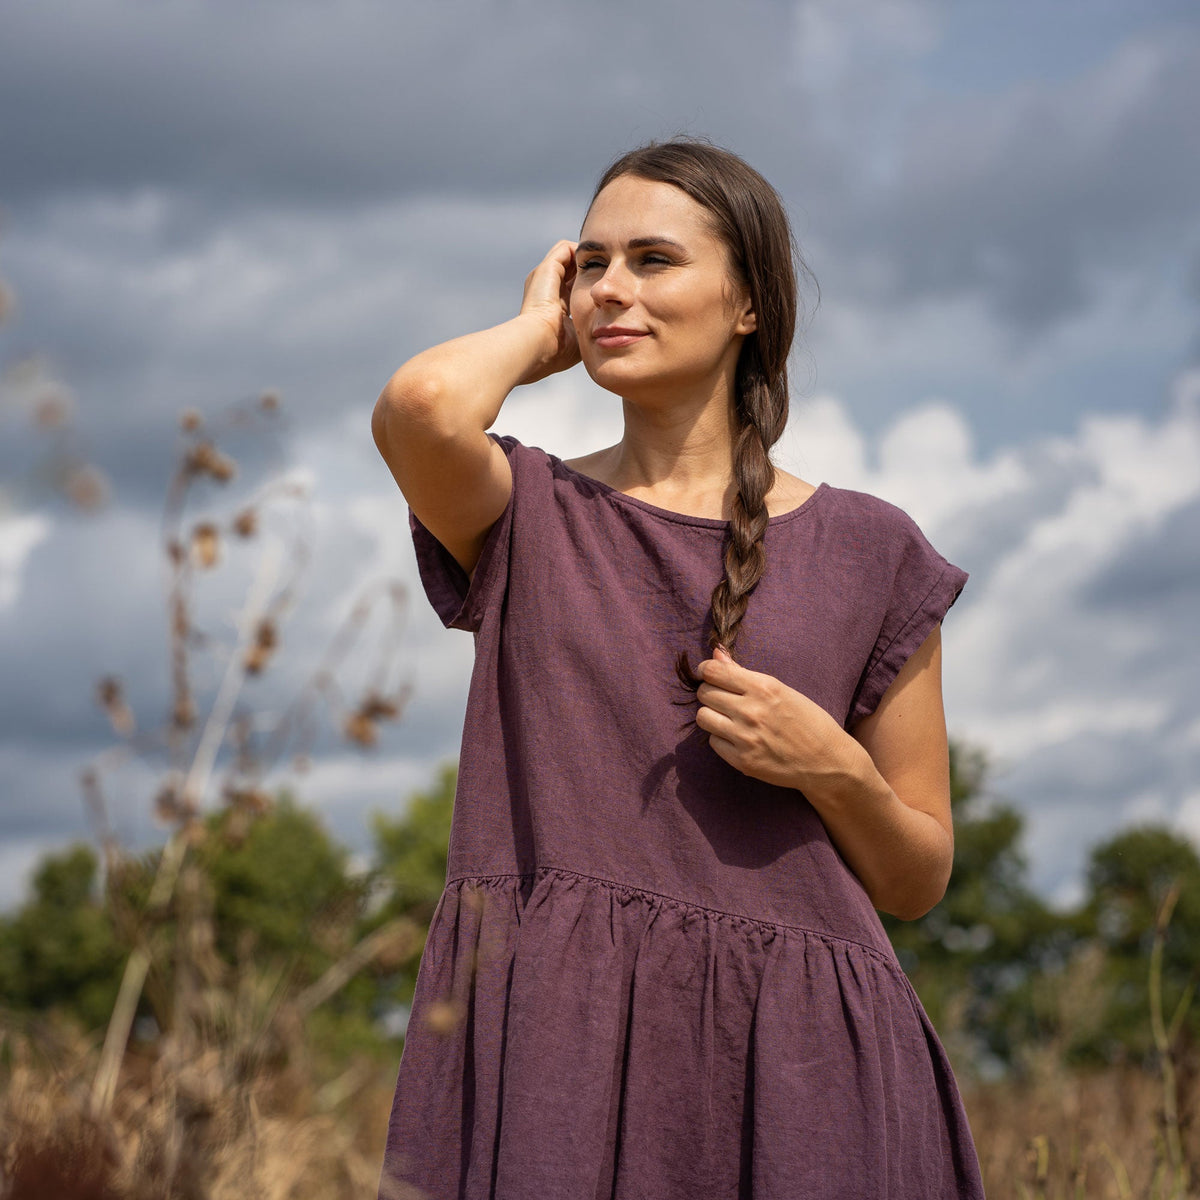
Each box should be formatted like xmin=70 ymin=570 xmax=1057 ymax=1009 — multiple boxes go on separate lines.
xmin=583 ymin=356 xmax=666 ymax=400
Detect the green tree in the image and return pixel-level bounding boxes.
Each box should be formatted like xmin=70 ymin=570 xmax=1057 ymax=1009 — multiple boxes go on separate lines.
xmin=197 ymin=797 xmax=363 ymax=977
xmin=0 ymin=801 xmax=380 ymax=1046
xmin=1075 ymin=825 xmax=1200 ymax=1061
xmin=0 ymin=844 xmax=124 ymax=1028
xmin=371 ymin=763 xmax=456 ymax=921
xmin=882 ymin=743 xmax=1073 ymax=1069
xmin=369 ymin=762 xmax=457 ymax=1011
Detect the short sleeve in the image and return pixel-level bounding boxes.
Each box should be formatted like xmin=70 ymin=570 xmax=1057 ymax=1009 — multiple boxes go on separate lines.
xmin=848 ymin=514 xmax=968 ymax=726
xmin=409 ymin=435 xmax=520 ymax=633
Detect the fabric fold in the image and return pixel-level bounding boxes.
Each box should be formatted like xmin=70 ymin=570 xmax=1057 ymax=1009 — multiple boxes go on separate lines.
xmin=387 ymin=869 xmax=981 ymax=1199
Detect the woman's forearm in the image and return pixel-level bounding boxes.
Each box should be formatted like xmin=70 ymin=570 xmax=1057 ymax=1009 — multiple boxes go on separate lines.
xmin=794 ymin=732 xmax=953 ymax=920
xmin=376 ymin=312 xmax=558 ymax=443
xmin=694 ymin=641 xmax=955 ymax=921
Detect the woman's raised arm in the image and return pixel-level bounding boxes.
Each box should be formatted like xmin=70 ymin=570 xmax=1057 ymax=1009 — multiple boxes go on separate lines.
xmin=371 ymin=240 xmax=579 ymax=575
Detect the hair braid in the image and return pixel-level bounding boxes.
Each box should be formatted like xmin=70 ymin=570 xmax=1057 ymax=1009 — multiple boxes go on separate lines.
xmin=713 ymin=361 xmax=787 ymax=649
xmin=675 ymin=346 xmax=789 ymax=690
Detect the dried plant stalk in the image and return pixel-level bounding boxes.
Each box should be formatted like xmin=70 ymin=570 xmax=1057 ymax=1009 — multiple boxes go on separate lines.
xmin=91 ymin=541 xmax=285 ymax=1117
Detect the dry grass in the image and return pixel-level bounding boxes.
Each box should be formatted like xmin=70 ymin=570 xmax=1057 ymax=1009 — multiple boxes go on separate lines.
xmin=966 ymin=1060 xmax=1198 ymax=1199
xmin=4 ymin=1013 xmax=1196 ymax=1199
xmin=0 ymin=1010 xmax=402 ymax=1200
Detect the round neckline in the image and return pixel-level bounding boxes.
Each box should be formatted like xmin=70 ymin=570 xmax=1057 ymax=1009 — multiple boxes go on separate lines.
xmin=548 ymin=452 xmax=829 ymax=530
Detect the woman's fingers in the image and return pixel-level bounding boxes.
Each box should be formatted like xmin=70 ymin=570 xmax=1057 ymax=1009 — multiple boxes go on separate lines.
xmin=523 ymin=240 xmax=577 ymax=311
xmin=516 ymin=241 xmax=582 ymax=384
xmin=696 ymin=653 xmax=750 ymax=695
xmin=695 ymin=680 xmax=742 ymax=717
xmin=695 ymin=702 xmax=737 ymax=740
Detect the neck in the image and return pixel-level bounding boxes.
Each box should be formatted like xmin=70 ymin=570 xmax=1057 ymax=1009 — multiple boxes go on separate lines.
xmin=603 ymin=382 xmax=741 ymax=518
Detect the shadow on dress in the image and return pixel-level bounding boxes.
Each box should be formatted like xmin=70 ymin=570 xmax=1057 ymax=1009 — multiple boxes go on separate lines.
xmin=640 ymin=722 xmax=828 ymax=872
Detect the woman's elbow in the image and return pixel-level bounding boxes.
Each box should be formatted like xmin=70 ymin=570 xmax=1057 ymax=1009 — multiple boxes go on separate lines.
xmin=377 ymin=369 xmax=444 ymax=430
xmin=373 ymin=370 xmax=456 ymax=459
xmin=882 ymin=882 xmax=948 ymax=923
xmin=873 ymin=843 xmax=953 ymax=922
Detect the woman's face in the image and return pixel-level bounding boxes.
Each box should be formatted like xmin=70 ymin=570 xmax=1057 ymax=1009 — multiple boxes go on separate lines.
xmin=571 ymin=175 xmax=755 ymax=404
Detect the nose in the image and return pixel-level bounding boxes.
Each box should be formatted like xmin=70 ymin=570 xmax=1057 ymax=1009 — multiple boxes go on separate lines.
xmin=590 ymin=260 xmax=632 ymax=307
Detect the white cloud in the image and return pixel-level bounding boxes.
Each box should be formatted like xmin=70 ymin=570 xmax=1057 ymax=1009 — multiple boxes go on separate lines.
xmin=278 ymin=373 xmax=1200 ymax=901
xmin=780 ymin=375 xmax=1200 ymax=893
xmin=0 ymin=837 xmax=59 ymax=910
xmin=1176 ymin=791 xmax=1200 ymax=845
xmin=5 ymin=379 xmax=1199 ymax=906
xmin=0 ymin=513 xmax=51 ymax=612
xmin=278 ymin=751 xmax=443 ymax=836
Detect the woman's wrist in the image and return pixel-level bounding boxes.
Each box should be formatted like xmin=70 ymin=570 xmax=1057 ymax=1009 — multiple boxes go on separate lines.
xmin=792 ymin=727 xmax=890 ymax=816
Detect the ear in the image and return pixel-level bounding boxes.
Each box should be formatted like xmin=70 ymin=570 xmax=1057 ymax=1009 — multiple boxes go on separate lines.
xmin=734 ymin=285 xmax=757 ymax=336
xmin=736 ymin=306 xmax=757 ymax=336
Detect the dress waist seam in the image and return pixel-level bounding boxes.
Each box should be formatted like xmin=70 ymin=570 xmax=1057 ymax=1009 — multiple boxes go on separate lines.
xmin=445 ymin=863 xmax=898 ymax=969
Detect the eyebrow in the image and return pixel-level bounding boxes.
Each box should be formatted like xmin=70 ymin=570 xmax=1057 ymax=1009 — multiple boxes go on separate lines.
xmin=576 ymin=236 xmax=687 ymax=254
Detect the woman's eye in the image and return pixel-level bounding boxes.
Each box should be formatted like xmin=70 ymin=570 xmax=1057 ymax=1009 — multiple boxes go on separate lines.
xmin=641 ymin=254 xmax=671 ymax=266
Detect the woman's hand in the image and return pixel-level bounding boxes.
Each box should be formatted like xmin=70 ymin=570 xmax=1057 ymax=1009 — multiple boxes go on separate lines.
xmin=695 ymin=636 xmax=956 ymax=920
xmin=373 ymin=239 xmax=582 ymax=577
xmin=695 ymin=647 xmax=845 ymax=792
xmin=517 ymin=240 xmax=580 ymax=384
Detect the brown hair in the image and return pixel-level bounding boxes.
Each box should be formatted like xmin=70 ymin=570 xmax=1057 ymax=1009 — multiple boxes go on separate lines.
xmin=590 ymin=139 xmax=809 ymax=685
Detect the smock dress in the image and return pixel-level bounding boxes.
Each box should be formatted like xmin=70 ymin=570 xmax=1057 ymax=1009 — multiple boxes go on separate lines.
xmin=379 ymin=436 xmax=984 ymax=1200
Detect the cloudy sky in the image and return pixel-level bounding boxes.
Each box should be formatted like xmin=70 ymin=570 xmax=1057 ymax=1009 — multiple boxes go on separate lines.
xmin=1 ymin=0 xmax=1197 ymax=909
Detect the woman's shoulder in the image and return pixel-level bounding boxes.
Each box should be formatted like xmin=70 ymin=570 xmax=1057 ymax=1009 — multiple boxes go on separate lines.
xmin=765 ymin=468 xmax=818 ymax=518
xmin=811 ymin=482 xmax=927 ymax=533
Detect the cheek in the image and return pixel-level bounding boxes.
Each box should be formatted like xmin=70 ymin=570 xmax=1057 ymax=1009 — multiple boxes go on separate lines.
xmin=570 ymin=279 xmax=592 ymax=311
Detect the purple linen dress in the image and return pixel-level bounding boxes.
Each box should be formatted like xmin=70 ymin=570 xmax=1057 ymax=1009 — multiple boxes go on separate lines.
xmin=379 ymin=436 xmax=984 ymax=1200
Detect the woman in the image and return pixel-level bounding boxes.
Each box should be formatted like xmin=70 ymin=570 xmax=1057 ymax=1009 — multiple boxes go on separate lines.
xmin=372 ymin=140 xmax=984 ymax=1199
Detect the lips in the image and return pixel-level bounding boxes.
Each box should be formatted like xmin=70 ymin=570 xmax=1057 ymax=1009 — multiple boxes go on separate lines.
xmin=592 ymin=326 xmax=649 ymax=348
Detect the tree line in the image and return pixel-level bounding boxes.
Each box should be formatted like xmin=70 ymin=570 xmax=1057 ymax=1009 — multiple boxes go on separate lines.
xmin=1 ymin=749 xmax=1197 ymax=1077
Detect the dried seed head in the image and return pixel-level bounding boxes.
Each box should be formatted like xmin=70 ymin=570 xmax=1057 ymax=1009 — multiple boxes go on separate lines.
xmin=359 ymin=693 xmax=398 ymax=722
xmin=179 ymin=408 xmax=203 ymax=433
xmin=259 ymin=389 xmax=280 ymax=412
xmin=173 ymin=694 xmax=196 ymax=730
xmin=191 ymin=521 xmax=221 ymax=569
xmin=0 ymin=279 xmax=15 ymax=323
xmin=33 ymin=384 xmax=73 ymax=428
xmin=185 ymin=441 xmax=236 ymax=483
xmin=154 ymin=775 xmax=185 ymax=823
xmin=243 ymin=618 xmax=278 ymax=675
xmin=344 ymin=712 xmax=377 ymax=748
xmin=95 ymin=675 xmax=135 ymax=736
xmin=232 ymin=508 xmax=258 ymax=538
xmin=244 ymin=787 xmax=272 ymax=814
xmin=64 ymin=464 xmax=110 ymax=510
xmin=374 ymin=920 xmax=420 ymax=971
xmin=243 ymin=644 xmax=269 ymax=675
xmin=423 ymin=999 xmax=465 ymax=1036
xmin=224 ymin=784 xmax=272 ymax=816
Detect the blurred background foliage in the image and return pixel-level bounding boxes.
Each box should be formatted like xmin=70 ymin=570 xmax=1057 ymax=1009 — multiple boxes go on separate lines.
xmin=2 ymin=746 xmax=1198 ymax=1197
xmin=0 ymin=773 xmax=457 ymax=1064
xmin=3 ymin=746 xmax=1197 ymax=1077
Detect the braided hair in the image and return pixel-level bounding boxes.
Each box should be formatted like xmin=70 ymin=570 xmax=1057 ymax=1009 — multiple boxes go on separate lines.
xmin=589 ymin=140 xmax=807 ymax=686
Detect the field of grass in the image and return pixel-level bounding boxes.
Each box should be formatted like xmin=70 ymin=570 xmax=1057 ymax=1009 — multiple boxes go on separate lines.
xmin=2 ymin=1008 xmax=1195 ymax=1199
